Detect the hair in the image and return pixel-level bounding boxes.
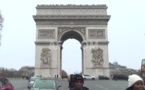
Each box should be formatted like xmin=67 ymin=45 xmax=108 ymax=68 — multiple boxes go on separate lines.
xmin=126 ymin=86 xmax=133 ymax=90
xmin=67 ymin=74 xmax=74 ymax=81
xmin=73 ymin=74 xmax=84 ymax=83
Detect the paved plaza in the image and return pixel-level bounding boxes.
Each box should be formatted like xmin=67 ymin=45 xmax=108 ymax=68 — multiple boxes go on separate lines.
xmin=10 ymin=79 xmax=128 ymax=90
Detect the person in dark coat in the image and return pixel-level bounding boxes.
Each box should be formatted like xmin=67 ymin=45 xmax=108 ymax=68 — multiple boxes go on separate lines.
xmin=126 ymin=74 xmax=145 ymax=90
xmin=71 ymin=74 xmax=89 ymax=90
xmin=68 ymin=74 xmax=74 ymax=89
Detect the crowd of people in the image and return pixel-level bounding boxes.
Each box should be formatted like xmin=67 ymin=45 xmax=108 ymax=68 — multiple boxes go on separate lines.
xmin=67 ymin=74 xmax=145 ymax=90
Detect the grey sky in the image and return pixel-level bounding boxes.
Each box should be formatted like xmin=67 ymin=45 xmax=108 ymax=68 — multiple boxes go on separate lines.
xmin=0 ymin=0 xmax=145 ymax=74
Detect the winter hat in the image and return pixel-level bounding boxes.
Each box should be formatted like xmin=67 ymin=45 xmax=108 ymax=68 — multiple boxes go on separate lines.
xmin=127 ymin=74 xmax=143 ymax=88
xmin=74 ymin=74 xmax=84 ymax=82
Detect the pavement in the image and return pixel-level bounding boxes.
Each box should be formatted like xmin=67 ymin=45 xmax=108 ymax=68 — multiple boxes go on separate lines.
xmin=10 ymin=78 xmax=128 ymax=90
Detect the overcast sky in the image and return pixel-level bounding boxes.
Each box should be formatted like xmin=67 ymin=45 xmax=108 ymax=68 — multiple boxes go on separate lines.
xmin=0 ymin=0 xmax=145 ymax=74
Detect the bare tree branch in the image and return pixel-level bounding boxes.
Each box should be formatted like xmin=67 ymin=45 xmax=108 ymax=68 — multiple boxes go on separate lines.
xmin=0 ymin=10 xmax=4 ymax=45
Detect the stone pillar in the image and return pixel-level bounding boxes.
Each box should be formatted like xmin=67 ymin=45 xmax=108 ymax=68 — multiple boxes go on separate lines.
xmin=82 ymin=41 xmax=110 ymax=77
xmin=35 ymin=42 xmax=61 ymax=77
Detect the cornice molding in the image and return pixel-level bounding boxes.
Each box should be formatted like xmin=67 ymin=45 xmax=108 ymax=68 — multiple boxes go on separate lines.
xmin=33 ymin=15 xmax=110 ymax=20
xmin=82 ymin=41 xmax=109 ymax=45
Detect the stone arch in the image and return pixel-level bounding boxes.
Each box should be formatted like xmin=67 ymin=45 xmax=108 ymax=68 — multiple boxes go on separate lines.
xmin=33 ymin=4 xmax=111 ymax=77
xmin=58 ymin=27 xmax=86 ymax=43
xmin=59 ymin=30 xmax=84 ymax=43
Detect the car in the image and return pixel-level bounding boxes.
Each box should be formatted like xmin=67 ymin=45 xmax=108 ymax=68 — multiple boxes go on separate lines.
xmin=82 ymin=74 xmax=96 ymax=80
xmin=30 ymin=79 xmax=61 ymax=90
xmin=112 ymin=74 xmax=128 ymax=81
xmin=0 ymin=77 xmax=14 ymax=90
xmin=98 ymin=75 xmax=110 ymax=80
xmin=27 ymin=76 xmax=41 ymax=89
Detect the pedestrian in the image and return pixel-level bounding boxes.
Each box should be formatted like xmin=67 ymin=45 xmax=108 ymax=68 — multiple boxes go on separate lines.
xmin=68 ymin=74 xmax=74 ymax=89
xmin=71 ymin=74 xmax=89 ymax=90
xmin=61 ymin=75 xmax=63 ymax=79
xmin=126 ymin=74 xmax=145 ymax=90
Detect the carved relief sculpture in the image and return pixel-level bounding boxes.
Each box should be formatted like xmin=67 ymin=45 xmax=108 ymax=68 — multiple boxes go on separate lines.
xmin=91 ymin=48 xmax=104 ymax=66
xmin=58 ymin=27 xmax=69 ymax=37
xmin=58 ymin=27 xmax=86 ymax=39
xmin=72 ymin=27 xmax=86 ymax=36
xmin=88 ymin=29 xmax=105 ymax=39
xmin=40 ymin=48 xmax=52 ymax=66
xmin=38 ymin=29 xmax=55 ymax=39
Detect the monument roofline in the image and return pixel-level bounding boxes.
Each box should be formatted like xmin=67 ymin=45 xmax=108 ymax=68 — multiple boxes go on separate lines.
xmin=36 ymin=4 xmax=108 ymax=9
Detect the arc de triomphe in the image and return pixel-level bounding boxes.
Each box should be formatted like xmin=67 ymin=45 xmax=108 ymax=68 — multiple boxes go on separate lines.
xmin=33 ymin=4 xmax=111 ymax=77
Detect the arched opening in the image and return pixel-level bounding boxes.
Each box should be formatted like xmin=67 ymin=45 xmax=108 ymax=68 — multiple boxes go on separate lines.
xmin=60 ymin=31 xmax=83 ymax=43
xmin=60 ymin=31 xmax=83 ymax=75
xmin=62 ymin=39 xmax=81 ymax=75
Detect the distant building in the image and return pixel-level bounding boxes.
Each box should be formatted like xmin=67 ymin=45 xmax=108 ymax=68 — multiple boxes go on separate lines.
xmin=109 ymin=62 xmax=138 ymax=75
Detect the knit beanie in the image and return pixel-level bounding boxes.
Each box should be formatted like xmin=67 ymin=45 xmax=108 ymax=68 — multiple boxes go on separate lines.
xmin=126 ymin=74 xmax=143 ymax=90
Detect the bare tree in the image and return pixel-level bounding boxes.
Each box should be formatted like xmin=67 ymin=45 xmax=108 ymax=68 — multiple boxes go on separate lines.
xmin=0 ymin=10 xmax=4 ymax=45
xmin=0 ymin=67 xmax=18 ymax=78
xmin=0 ymin=66 xmax=35 ymax=78
xmin=61 ymin=70 xmax=68 ymax=78
xmin=18 ymin=66 xmax=35 ymax=78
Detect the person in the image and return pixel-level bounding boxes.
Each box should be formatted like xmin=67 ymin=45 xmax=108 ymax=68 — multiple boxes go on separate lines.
xmin=126 ymin=74 xmax=145 ymax=90
xmin=71 ymin=74 xmax=89 ymax=90
xmin=61 ymin=75 xmax=63 ymax=79
xmin=68 ymin=74 xmax=75 ymax=89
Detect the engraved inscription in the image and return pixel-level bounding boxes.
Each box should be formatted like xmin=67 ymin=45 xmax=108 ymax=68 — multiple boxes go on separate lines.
xmin=88 ymin=29 xmax=105 ymax=39
xmin=38 ymin=29 xmax=55 ymax=39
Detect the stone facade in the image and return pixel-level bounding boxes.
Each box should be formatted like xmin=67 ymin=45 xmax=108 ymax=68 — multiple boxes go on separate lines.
xmin=33 ymin=4 xmax=111 ymax=77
